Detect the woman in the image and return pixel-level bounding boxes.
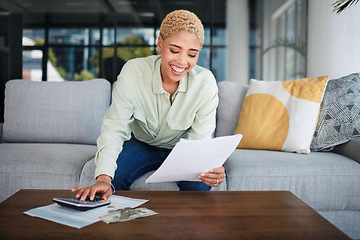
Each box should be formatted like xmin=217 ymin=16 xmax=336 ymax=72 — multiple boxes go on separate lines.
xmin=73 ymin=10 xmax=226 ymax=201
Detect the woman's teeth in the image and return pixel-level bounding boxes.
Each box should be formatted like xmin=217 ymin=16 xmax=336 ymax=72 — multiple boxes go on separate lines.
xmin=171 ymin=65 xmax=186 ymax=73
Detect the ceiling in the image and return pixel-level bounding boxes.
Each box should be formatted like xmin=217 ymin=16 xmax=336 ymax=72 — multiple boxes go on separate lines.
xmin=0 ymin=0 xmax=226 ymax=27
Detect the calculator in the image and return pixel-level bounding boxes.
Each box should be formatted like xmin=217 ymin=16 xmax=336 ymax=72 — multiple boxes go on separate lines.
xmin=53 ymin=196 xmax=111 ymax=211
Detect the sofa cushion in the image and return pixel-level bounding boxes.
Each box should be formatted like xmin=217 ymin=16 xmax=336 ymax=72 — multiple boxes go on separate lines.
xmin=79 ymin=158 xmax=97 ymax=187
xmin=0 ymin=143 xmax=97 ymax=202
xmin=311 ymin=73 xmax=360 ymax=151
xmin=131 ymin=171 xmax=180 ymax=190
xmin=215 ymin=81 xmax=248 ymax=137
xmin=2 ymin=79 xmax=110 ymax=145
xmin=131 ymin=171 xmax=227 ymax=191
xmin=224 ymin=149 xmax=360 ymax=211
xmin=234 ymin=77 xmax=328 ymax=154
xmin=333 ymin=137 xmax=360 ymax=163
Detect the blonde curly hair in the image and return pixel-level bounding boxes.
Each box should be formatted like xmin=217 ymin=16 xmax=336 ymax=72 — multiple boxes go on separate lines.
xmin=159 ymin=10 xmax=204 ymax=46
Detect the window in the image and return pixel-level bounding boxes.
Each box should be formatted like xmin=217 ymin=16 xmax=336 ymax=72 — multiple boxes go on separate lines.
xmin=21 ymin=1 xmax=309 ymax=84
xmin=23 ymin=25 xmax=227 ymax=83
xmin=262 ymin=0 xmax=307 ymax=81
xmin=22 ymin=29 xmax=44 ymax=80
xmin=21 ymin=1 xmax=227 ymax=83
xmin=22 ymin=49 xmax=42 ymax=81
xmin=204 ymin=28 xmax=226 ymax=82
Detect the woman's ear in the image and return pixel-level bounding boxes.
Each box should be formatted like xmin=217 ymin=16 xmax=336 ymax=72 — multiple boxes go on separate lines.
xmin=157 ymin=36 xmax=163 ymax=53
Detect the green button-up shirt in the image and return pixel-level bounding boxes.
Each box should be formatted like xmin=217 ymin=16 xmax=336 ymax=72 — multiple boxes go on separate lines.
xmin=95 ymin=55 xmax=219 ymax=179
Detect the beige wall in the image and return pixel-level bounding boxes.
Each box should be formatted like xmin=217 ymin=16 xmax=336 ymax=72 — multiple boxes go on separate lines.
xmin=307 ymin=0 xmax=360 ymax=79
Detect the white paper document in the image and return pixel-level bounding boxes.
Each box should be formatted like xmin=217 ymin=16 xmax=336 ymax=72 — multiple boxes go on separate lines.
xmin=24 ymin=195 xmax=148 ymax=229
xmin=146 ymin=134 xmax=242 ymax=183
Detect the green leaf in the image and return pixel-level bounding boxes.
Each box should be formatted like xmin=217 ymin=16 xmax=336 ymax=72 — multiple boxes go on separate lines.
xmin=332 ymin=0 xmax=359 ymax=14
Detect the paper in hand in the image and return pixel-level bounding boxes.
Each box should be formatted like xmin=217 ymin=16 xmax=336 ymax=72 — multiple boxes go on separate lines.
xmin=146 ymin=134 xmax=242 ymax=183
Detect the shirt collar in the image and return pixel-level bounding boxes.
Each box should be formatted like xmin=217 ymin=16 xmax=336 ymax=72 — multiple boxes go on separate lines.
xmin=152 ymin=56 xmax=188 ymax=94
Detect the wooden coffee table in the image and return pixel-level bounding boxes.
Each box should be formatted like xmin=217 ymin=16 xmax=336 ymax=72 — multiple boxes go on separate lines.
xmin=0 ymin=190 xmax=350 ymax=239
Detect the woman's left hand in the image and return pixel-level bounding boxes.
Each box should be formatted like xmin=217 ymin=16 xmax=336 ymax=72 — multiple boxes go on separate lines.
xmin=198 ymin=166 xmax=226 ymax=187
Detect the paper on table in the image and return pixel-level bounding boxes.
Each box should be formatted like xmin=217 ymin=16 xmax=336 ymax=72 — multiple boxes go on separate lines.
xmin=146 ymin=134 xmax=242 ymax=183
xmin=24 ymin=195 xmax=148 ymax=229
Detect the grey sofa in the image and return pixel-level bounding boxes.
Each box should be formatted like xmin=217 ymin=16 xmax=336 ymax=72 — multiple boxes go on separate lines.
xmin=1 ymin=79 xmax=359 ymax=239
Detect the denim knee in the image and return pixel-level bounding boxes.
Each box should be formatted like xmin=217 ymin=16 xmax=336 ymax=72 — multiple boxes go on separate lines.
xmin=177 ymin=181 xmax=211 ymax=191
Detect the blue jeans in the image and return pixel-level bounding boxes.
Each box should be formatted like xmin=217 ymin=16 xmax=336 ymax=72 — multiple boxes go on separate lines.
xmin=112 ymin=136 xmax=211 ymax=191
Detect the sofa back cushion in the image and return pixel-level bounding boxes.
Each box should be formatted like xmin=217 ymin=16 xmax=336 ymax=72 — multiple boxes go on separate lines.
xmin=215 ymin=81 xmax=249 ymax=137
xmin=2 ymin=79 xmax=111 ymax=145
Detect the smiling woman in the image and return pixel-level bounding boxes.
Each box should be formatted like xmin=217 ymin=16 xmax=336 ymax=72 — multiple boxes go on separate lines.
xmin=72 ymin=9 xmax=225 ymax=201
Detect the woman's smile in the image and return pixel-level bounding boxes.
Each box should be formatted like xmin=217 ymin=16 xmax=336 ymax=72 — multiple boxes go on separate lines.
xmin=170 ymin=64 xmax=187 ymax=75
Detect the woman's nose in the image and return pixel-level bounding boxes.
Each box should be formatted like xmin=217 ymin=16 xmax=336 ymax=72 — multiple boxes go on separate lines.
xmin=176 ymin=53 xmax=187 ymax=64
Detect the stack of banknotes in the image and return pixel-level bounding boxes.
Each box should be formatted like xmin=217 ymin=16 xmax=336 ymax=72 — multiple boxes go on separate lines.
xmin=99 ymin=207 xmax=158 ymax=224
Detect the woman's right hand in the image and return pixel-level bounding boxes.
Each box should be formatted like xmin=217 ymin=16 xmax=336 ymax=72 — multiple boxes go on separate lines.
xmin=71 ymin=175 xmax=113 ymax=201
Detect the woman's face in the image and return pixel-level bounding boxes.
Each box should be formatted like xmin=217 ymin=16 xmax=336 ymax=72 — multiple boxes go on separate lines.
xmin=157 ymin=30 xmax=202 ymax=84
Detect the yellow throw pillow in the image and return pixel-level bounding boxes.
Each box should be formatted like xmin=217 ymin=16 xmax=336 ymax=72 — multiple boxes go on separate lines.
xmin=234 ymin=76 xmax=329 ymax=154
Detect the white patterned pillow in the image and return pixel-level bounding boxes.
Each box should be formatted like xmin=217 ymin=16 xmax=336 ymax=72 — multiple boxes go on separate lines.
xmin=234 ymin=76 xmax=329 ymax=154
xmin=311 ymin=73 xmax=360 ymax=151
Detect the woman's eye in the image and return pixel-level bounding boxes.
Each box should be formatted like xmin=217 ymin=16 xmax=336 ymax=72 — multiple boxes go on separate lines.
xmin=188 ymin=54 xmax=197 ymax=58
xmin=170 ymin=49 xmax=179 ymax=54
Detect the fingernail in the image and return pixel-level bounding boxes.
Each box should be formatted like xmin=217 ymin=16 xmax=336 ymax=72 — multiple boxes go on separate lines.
xmin=201 ymin=173 xmax=205 ymax=176
xmin=210 ymin=169 xmax=214 ymax=173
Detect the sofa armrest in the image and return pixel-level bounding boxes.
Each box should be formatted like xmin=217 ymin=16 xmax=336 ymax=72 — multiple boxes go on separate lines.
xmin=333 ymin=137 xmax=360 ymax=163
